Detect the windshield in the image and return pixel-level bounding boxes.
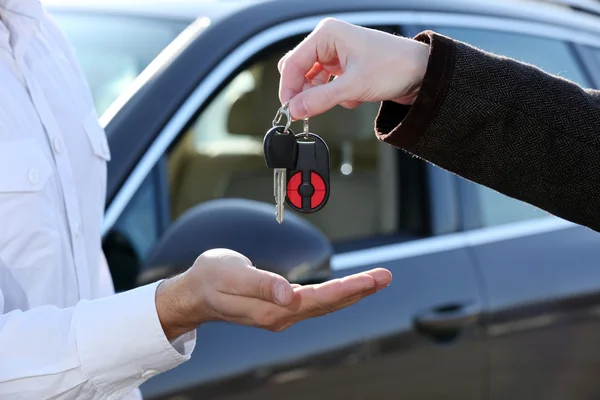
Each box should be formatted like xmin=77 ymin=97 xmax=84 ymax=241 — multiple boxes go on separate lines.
xmin=50 ymin=11 xmax=192 ymax=116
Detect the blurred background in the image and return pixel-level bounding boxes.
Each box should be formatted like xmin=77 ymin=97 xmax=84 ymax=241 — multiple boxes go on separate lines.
xmin=41 ymin=0 xmax=600 ymax=399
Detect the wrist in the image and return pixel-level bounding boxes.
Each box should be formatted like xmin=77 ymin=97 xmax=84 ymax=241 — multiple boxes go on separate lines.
xmin=392 ymin=40 xmax=429 ymax=105
xmin=155 ymin=275 xmax=197 ymax=341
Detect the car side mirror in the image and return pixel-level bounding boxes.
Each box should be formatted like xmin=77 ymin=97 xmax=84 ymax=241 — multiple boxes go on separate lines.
xmin=138 ymin=198 xmax=333 ymax=285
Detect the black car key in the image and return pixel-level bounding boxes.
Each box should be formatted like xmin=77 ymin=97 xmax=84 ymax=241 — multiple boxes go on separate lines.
xmin=286 ymin=119 xmax=330 ymax=214
xmin=263 ymin=125 xmax=298 ymax=223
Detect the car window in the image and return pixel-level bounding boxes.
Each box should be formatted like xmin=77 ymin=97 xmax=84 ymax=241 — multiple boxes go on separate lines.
xmin=50 ymin=11 xmax=191 ymax=116
xmin=103 ymin=166 xmax=164 ymax=292
xmin=584 ymin=46 xmax=600 ymax=86
xmin=102 ymin=26 xmax=428 ymax=293
xmin=103 ymin=158 xmax=173 ymax=292
xmin=426 ymin=26 xmax=590 ymax=228
xmin=165 ymin=29 xmax=419 ymax=250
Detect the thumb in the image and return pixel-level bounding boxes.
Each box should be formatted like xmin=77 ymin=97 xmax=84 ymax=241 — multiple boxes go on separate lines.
xmin=288 ymin=75 xmax=352 ymax=120
xmin=232 ymin=265 xmax=295 ymax=306
xmin=197 ymin=249 xmax=295 ymax=306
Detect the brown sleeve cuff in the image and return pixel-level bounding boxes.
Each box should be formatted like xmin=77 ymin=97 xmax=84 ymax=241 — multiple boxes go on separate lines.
xmin=375 ymin=31 xmax=456 ymax=149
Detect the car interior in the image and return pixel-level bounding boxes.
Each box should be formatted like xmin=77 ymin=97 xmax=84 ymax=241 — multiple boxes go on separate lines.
xmin=167 ymin=47 xmax=401 ymax=244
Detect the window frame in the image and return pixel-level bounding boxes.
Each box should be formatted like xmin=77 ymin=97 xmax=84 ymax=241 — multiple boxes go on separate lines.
xmin=574 ymin=43 xmax=600 ymax=89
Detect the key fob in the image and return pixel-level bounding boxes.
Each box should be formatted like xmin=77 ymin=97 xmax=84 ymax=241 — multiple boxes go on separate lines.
xmin=286 ymin=133 xmax=330 ymax=214
xmin=263 ymin=126 xmax=298 ymax=169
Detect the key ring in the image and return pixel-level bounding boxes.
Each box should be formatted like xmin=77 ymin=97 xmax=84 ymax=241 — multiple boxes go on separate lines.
xmin=272 ymin=101 xmax=292 ymax=133
xmin=303 ymin=118 xmax=309 ymax=139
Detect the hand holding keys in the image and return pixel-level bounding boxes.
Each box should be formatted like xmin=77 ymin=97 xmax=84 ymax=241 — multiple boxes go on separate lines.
xmin=263 ymin=102 xmax=331 ymax=223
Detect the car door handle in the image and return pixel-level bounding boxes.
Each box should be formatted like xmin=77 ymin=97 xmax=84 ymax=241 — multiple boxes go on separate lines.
xmin=413 ymin=302 xmax=481 ymax=342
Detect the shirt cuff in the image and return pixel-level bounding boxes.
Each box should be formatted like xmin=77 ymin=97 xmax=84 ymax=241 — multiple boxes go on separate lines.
xmin=74 ymin=280 xmax=197 ymax=398
xmin=170 ymin=330 xmax=196 ymax=355
xmin=374 ymin=30 xmax=456 ymax=150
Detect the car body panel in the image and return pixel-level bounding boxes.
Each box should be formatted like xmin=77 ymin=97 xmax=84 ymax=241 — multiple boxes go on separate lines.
xmin=142 ymin=251 xmax=485 ymax=400
xmin=460 ymin=198 xmax=600 ymax=398
xmin=429 ymin=26 xmax=600 ymax=398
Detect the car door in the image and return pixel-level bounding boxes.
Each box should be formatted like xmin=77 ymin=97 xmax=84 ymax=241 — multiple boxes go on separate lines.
xmin=409 ymin=24 xmax=600 ymax=400
xmin=101 ymin=8 xmax=486 ymax=400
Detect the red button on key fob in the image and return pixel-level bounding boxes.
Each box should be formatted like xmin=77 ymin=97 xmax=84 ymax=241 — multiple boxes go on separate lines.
xmin=285 ymin=133 xmax=330 ymax=214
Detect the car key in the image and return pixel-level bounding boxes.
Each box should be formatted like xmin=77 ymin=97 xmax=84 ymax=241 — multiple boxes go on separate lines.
xmin=286 ymin=119 xmax=330 ymax=214
xmin=263 ymin=126 xmax=298 ymax=222
xmin=264 ymin=103 xmax=298 ymax=223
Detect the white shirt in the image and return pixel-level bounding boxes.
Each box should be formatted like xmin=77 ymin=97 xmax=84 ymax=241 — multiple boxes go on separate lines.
xmin=0 ymin=1 xmax=196 ymax=399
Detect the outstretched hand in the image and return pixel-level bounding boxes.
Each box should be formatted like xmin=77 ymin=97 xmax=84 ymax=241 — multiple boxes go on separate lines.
xmin=278 ymin=18 xmax=430 ymax=120
xmin=156 ymin=249 xmax=392 ymax=340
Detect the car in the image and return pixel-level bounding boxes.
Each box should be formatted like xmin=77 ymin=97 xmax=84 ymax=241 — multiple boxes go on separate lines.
xmin=41 ymin=0 xmax=600 ymax=399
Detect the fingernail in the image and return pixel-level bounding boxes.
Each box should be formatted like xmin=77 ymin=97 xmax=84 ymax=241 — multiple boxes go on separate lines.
xmin=274 ymin=282 xmax=287 ymax=305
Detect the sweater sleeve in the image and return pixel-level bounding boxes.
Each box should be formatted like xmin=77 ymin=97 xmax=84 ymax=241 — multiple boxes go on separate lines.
xmin=375 ymin=30 xmax=600 ymax=232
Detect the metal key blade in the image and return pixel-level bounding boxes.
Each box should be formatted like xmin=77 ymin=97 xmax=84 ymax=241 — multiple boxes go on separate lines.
xmin=275 ymin=168 xmax=286 ymax=223
xmin=263 ymin=124 xmax=298 ymax=223
xmin=273 ymin=168 xmax=281 ymax=221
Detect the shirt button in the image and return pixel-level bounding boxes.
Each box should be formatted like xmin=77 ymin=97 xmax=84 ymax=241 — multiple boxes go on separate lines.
xmin=28 ymin=169 xmax=39 ymax=186
xmin=140 ymin=369 xmax=159 ymax=380
xmin=52 ymin=137 xmax=62 ymax=154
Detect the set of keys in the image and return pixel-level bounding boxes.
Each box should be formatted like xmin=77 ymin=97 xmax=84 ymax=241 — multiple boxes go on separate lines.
xmin=263 ymin=102 xmax=330 ymax=223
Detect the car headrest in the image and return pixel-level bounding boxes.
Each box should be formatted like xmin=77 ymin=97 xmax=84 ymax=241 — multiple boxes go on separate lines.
xmin=228 ymin=52 xmax=379 ymax=146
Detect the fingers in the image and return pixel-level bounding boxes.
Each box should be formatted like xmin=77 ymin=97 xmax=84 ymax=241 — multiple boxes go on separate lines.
xmin=208 ymin=268 xmax=392 ymax=331
xmin=201 ymin=249 xmax=294 ymax=306
xmin=340 ymin=100 xmax=361 ymax=109
xmin=362 ymin=268 xmax=393 ymax=289
xmin=287 ymin=75 xmax=351 ymax=120
xmin=277 ymin=53 xmax=289 ymax=74
xmin=278 ymin=33 xmax=323 ymax=106
xmin=279 ymin=18 xmax=425 ymax=119
xmin=305 ymin=62 xmax=326 ymax=83
xmin=278 ymin=19 xmax=348 ymax=111
xmin=298 ymin=63 xmax=331 ymax=99
xmin=283 ymin=268 xmax=392 ymax=317
xmin=278 ymin=18 xmax=362 ymax=119
xmin=227 ymin=267 xmax=294 ymax=306
xmin=295 ymin=270 xmax=380 ymax=305
xmin=190 ymin=249 xmax=393 ymax=333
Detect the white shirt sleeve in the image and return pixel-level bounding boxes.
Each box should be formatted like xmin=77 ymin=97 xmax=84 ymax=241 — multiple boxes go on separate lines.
xmin=0 ymin=281 xmax=197 ymax=399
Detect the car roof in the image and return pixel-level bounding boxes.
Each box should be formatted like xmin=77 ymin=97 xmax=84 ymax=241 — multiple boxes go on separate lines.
xmin=41 ymin=0 xmax=600 ymax=27
xmin=41 ymin=0 xmax=269 ymax=22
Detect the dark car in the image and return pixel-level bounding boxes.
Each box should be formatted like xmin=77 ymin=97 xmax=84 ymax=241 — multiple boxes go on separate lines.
xmin=44 ymin=0 xmax=600 ymax=398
